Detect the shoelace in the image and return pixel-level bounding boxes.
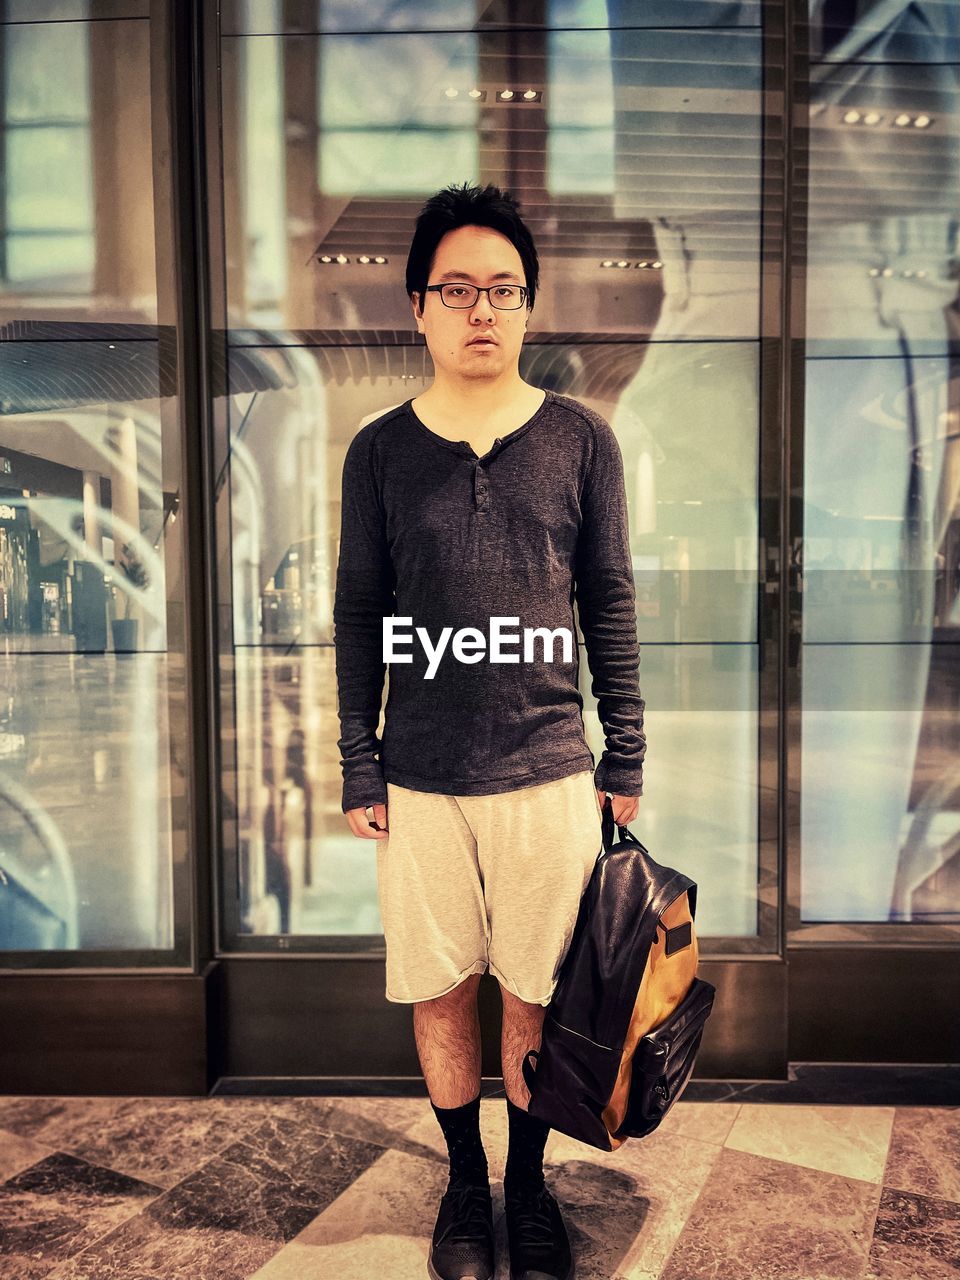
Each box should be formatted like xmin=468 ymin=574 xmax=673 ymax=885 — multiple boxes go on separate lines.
xmin=506 ymin=1184 xmax=557 ymax=1248
xmin=439 ymin=1179 xmax=493 ymax=1245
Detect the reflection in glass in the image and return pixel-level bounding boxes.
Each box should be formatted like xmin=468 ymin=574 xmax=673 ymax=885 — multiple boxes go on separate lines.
xmin=800 ymin=0 xmax=960 ymax=924
xmin=318 ymin=33 xmax=479 ymax=196
xmin=0 ymin=15 xmax=157 ymax=320
xmin=0 ymin=7 xmax=186 ymax=959
xmin=219 ymin=9 xmax=768 ymax=946
xmin=0 ymin=339 xmax=183 ymax=953
xmin=583 ymin=642 xmax=759 ymax=938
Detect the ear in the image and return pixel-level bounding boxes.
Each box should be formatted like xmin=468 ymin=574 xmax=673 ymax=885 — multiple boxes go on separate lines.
xmin=411 ymin=292 xmax=425 ymax=333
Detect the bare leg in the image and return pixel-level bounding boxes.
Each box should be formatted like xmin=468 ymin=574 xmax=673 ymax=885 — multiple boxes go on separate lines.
xmin=499 ymin=982 xmax=547 ymax=1109
xmin=412 ymin=972 xmax=483 ymax=1108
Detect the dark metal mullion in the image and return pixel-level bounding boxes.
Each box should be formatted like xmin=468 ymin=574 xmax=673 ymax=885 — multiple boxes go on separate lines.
xmin=781 ymin=0 xmax=806 ymax=942
xmin=0 ymin=21 xmax=7 ymax=280
xmin=165 ymin=0 xmax=219 ymax=976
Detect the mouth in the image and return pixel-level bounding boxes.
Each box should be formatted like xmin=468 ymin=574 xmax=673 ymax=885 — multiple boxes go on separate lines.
xmin=467 ymin=337 xmax=498 ymax=348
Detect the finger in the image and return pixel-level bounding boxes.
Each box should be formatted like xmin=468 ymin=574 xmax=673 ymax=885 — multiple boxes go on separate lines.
xmin=363 ymin=803 xmax=388 ymax=838
xmin=345 ymin=806 xmax=388 ymax=839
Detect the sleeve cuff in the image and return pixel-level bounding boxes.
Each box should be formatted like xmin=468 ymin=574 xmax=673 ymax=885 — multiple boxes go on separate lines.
xmin=594 ymin=758 xmax=643 ymax=799
xmin=342 ymin=766 xmax=388 ymax=814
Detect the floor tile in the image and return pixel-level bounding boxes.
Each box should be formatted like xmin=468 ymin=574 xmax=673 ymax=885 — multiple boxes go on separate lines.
xmin=0 ymin=1129 xmax=57 ymax=1183
xmin=306 ymin=1096 xmax=434 ymax=1157
xmin=724 ymin=1103 xmax=896 ymax=1183
xmin=643 ymin=1100 xmax=741 ymax=1147
xmin=0 ymin=1097 xmax=327 ymax=1190
xmin=883 ymin=1108 xmax=960 ymax=1205
xmin=45 ymin=1209 xmax=282 ymax=1280
xmin=43 ymin=1119 xmax=386 ymax=1280
xmin=249 ymin=1147 xmax=446 ymax=1278
xmin=542 ymin=1126 xmax=722 ymax=1280
xmin=658 ymin=1145 xmax=880 ymax=1280
xmin=0 ymin=1151 xmax=163 ymax=1280
xmin=865 ymin=1187 xmax=960 ymax=1279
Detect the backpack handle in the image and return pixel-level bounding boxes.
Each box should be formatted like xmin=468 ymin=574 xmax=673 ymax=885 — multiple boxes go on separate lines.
xmin=601 ymin=793 xmax=648 ymax=854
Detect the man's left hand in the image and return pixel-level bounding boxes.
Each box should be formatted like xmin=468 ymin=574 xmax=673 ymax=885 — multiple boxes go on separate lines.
xmin=597 ymin=790 xmax=641 ymax=826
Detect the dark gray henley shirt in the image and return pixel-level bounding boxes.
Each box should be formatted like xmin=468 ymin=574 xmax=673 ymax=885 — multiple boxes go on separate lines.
xmin=333 ymin=388 xmax=646 ymax=812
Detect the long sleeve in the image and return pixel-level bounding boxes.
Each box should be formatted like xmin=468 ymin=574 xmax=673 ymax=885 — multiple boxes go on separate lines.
xmin=573 ymin=414 xmax=647 ymax=797
xmin=333 ymin=425 xmax=396 ymax=813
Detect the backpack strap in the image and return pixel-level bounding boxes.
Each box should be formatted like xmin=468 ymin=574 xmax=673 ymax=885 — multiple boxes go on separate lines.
xmin=521 ymin=1048 xmax=540 ymax=1094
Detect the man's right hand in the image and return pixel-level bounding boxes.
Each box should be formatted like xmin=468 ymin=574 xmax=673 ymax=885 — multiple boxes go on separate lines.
xmin=345 ymin=803 xmax=389 ymax=839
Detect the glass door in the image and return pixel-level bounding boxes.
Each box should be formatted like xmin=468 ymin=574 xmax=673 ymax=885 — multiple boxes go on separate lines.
xmin=204 ymin=0 xmax=790 ymax=1078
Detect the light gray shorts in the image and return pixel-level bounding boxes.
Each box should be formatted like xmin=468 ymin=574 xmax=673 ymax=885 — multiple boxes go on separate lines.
xmin=375 ymin=767 xmax=605 ymax=1006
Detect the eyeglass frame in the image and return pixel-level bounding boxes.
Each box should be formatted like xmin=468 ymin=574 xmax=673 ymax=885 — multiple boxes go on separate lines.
xmin=423 ymin=282 xmax=530 ymax=310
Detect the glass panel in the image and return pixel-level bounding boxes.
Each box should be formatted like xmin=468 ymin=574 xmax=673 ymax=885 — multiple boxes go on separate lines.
xmin=221 ymin=22 xmax=762 ymax=338
xmin=797 ymin=1 xmax=960 ymax=932
xmin=226 ymin=647 xmax=383 ymax=938
xmin=0 ymin=17 xmax=158 ymax=321
xmin=800 ymin=645 xmax=960 ymax=924
xmin=804 ymin=0 xmax=959 ymax=63
xmin=222 ymin=0 xmax=763 ymax=37
xmin=583 ymin=642 xmax=760 ymax=938
xmin=4 ymin=23 xmax=90 ymax=121
xmin=0 ymin=336 xmax=189 ymax=959
xmin=7 ymin=127 xmax=93 ymax=231
xmin=216 ymin=10 xmax=769 ymax=950
xmin=0 ymin=8 xmax=191 ymax=964
xmin=612 ymin=341 xmax=759 ymax=645
xmin=1 ymin=2 xmax=147 ymax=19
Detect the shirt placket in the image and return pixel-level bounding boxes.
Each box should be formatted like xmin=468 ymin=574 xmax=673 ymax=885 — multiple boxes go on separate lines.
xmin=469 ymin=437 xmax=501 ymax=512
xmin=474 ymin=458 xmax=489 ymax=512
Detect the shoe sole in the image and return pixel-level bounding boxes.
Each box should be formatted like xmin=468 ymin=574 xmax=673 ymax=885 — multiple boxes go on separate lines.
xmin=508 ymin=1267 xmax=575 ymax=1280
xmin=427 ymin=1246 xmax=493 ymax=1280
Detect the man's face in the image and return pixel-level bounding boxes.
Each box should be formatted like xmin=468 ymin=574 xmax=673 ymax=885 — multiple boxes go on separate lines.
xmin=411 ymin=224 xmax=530 ymax=384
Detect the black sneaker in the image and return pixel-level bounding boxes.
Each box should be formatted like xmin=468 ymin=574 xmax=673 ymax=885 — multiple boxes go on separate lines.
xmin=504 ymin=1181 xmax=574 ymax=1280
xmin=427 ymin=1176 xmax=495 ymax=1280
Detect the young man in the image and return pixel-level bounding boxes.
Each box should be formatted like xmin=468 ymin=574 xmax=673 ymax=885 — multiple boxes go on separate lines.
xmin=334 ymin=182 xmax=645 ymax=1280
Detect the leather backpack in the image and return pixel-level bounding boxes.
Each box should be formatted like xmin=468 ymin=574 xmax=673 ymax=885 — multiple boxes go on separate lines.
xmin=521 ymin=797 xmax=716 ymax=1151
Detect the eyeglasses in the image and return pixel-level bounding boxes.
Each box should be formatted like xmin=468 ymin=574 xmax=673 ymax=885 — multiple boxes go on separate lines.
xmin=424 ymin=283 xmax=528 ymax=310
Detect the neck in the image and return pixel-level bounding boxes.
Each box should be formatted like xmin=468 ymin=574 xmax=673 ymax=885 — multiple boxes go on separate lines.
xmin=419 ymin=370 xmax=533 ymax=416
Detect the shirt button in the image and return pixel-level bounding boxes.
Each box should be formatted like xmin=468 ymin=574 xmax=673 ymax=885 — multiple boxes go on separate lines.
xmin=477 ymin=484 xmax=487 ymax=494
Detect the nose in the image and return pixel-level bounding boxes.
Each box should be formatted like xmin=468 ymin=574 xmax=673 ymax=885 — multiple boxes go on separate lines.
xmin=469 ymin=290 xmax=496 ymax=323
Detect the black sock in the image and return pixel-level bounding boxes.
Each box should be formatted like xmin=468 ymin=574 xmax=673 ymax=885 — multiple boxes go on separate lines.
xmin=431 ymin=1091 xmax=489 ymax=1188
xmin=504 ymin=1096 xmax=550 ymax=1198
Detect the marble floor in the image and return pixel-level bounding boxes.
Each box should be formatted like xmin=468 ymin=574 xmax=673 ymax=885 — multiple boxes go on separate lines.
xmin=0 ymin=1088 xmax=957 ymax=1280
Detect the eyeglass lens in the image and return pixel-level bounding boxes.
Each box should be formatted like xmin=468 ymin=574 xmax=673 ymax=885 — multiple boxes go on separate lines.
xmin=440 ymin=284 xmax=524 ymax=309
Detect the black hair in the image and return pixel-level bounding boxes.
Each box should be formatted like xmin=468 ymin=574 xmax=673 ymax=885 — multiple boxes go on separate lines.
xmin=405 ymin=181 xmax=540 ymax=316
